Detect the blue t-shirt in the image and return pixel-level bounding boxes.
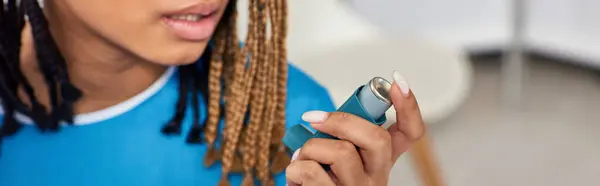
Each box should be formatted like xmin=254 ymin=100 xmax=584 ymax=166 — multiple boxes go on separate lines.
xmin=0 ymin=63 xmax=336 ymax=186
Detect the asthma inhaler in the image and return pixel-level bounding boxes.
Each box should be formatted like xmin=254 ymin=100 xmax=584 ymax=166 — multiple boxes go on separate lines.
xmin=282 ymin=77 xmax=394 ymax=156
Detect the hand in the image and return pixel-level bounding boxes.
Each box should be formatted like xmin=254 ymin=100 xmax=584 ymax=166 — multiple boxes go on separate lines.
xmin=286 ymin=71 xmax=425 ymax=186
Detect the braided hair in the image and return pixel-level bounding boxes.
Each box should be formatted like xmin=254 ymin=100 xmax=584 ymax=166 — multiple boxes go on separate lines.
xmin=0 ymin=0 xmax=289 ymax=185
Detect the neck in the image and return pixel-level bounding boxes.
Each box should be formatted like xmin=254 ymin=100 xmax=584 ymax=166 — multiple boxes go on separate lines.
xmin=19 ymin=4 xmax=167 ymax=114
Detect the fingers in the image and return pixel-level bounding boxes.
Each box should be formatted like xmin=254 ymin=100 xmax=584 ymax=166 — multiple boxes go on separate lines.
xmin=286 ymin=160 xmax=336 ymax=186
xmin=294 ymin=70 xmax=426 ymax=181
xmin=303 ymin=111 xmax=392 ymax=154
xmin=302 ymin=111 xmax=392 ymax=175
xmin=295 ymin=138 xmax=368 ymax=186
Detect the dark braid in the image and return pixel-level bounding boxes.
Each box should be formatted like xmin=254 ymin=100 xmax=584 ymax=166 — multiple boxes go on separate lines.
xmin=0 ymin=0 xmax=4 ymax=18
xmin=23 ymin=0 xmax=59 ymax=131
xmin=0 ymin=0 xmax=81 ymax=152
xmin=197 ymin=46 xmax=212 ymax=107
xmin=23 ymin=0 xmax=83 ymax=130
xmin=3 ymin=0 xmax=48 ymax=126
xmin=0 ymin=63 xmax=22 ymax=137
xmin=0 ymin=0 xmax=42 ymax=137
xmin=161 ymin=67 xmax=190 ymax=135
xmin=185 ymin=64 xmax=206 ymax=144
xmin=162 ymin=62 xmax=210 ymax=144
xmin=0 ymin=0 xmax=22 ymax=108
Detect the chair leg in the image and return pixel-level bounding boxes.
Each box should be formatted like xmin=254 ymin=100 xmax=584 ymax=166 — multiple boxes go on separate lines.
xmin=410 ymin=132 xmax=445 ymax=186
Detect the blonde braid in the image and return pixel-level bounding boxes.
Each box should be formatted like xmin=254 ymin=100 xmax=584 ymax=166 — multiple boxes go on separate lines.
xmin=259 ymin=53 xmax=279 ymax=186
xmin=238 ymin=25 xmax=267 ymax=186
xmin=269 ymin=0 xmax=290 ymax=173
xmin=265 ymin=0 xmax=279 ymax=147
xmin=231 ymin=0 xmax=259 ymax=175
xmin=255 ymin=13 xmax=279 ymax=185
xmin=203 ymin=25 xmax=227 ymax=168
xmin=223 ymin=6 xmax=241 ymax=98
xmin=275 ymin=0 xmax=288 ymax=143
xmin=219 ymin=0 xmax=269 ymax=184
xmin=239 ymin=0 xmax=270 ymax=185
xmin=209 ymin=0 xmax=288 ymax=185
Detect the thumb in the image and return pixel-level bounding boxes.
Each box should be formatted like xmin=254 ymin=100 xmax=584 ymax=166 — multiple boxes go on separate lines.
xmin=388 ymin=71 xmax=425 ymax=159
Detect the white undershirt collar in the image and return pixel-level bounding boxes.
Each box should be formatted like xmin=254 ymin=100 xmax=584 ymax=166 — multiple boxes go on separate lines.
xmin=0 ymin=66 xmax=176 ymax=126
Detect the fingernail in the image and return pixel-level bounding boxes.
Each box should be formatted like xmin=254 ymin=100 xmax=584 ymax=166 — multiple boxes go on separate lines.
xmin=291 ymin=148 xmax=301 ymax=162
xmin=301 ymin=110 xmax=329 ymax=123
xmin=393 ymin=70 xmax=410 ymax=97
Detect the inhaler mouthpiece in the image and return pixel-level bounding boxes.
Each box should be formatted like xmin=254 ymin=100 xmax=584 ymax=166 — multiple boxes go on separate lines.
xmin=357 ymin=77 xmax=393 ymax=119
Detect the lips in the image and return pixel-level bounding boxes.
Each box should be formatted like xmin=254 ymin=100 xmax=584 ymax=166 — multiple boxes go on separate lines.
xmin=166 ymin=14 xmax=210 ymax=22
xmin=162 ymin=4 xmax=220 ymax=41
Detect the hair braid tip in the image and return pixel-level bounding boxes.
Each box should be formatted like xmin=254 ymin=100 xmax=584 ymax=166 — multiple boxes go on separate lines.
xmin=217 ymin=175 xmax=232 ymax=186
xmin=241 ymin=175 xmax=255 ymax=186
xmin=204 ymin=146 xmax=219 ymax=167
xmin=270 ymin=145 xmax=290 ymax=173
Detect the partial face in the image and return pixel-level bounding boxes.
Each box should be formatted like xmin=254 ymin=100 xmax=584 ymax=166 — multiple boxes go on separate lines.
xmin=49 ymin=0 xmax=230 ymax=65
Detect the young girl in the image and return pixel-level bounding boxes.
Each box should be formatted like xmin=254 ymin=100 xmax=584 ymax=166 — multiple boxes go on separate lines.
xmin=0 ymin=0 xmax=426 ymax=185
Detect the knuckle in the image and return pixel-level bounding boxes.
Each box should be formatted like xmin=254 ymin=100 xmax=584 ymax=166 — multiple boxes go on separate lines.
xmin=286 ymin=161 xmax=301 ymax=179
xmin=301 ymin=138 xmax=326 ymax=157
xmin=330 ymin=112 xmax=354 ymax=123
xmin=408 ymin=125 xmax=425 ymax=141
xmin=303 ymin=138 xmax=320 ymax=150
xmin=286 ymin=160 xmax=321 ymax=181
xmin=408 ymin=98 xmax=420 ymax=110
xmin=335 ymin=140 xmax=357 ymax=158
xmin=372 ymin=129 xmax=392 ymax=149
xmin=300 ymin=161 xmax=322 ymax=180
xmin=286 ymin=161 xmax=299 ymax=173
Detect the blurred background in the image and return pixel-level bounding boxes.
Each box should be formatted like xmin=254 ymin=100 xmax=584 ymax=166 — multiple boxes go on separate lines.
xmin=239 ymin=0 xmax=600 ymax=185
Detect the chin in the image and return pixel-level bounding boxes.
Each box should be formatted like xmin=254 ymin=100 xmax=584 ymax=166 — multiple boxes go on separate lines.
xmin=140 ymin=42 xmax=210 ymax=66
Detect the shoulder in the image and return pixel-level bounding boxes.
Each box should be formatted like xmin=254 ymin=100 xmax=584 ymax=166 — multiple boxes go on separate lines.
xmin=286 ymin=63 xmax=334 ymax=106
xmin=286 ymin=63 xmax=328 ymax=96
xmin=284 ymin=63 xmax=336 ymax=127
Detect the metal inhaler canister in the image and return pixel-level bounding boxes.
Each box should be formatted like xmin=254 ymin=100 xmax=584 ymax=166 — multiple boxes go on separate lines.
xmin=282 ymin=77 xmax=394 ymax=156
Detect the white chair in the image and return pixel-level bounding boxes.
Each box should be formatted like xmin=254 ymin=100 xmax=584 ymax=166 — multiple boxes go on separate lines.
xmin=292 ymin=36 xmax=473 ymax=126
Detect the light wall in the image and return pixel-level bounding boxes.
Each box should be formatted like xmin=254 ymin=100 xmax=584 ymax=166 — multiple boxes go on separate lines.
xmin=352 ymin=0 xmax=600 ymax=67
xmin=238 ymin=0 xmax=600 ymax=68
xmin=527 ymin=0 xmax=600 ymax=67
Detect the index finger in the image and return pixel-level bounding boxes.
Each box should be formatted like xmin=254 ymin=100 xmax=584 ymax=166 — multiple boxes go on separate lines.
xmin=303 ymin=111 xmax=392 ymax=154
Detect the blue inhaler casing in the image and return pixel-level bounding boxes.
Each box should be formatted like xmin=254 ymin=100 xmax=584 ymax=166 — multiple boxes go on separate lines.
xmin=282 ymin=77 xmax=394 ymax=157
